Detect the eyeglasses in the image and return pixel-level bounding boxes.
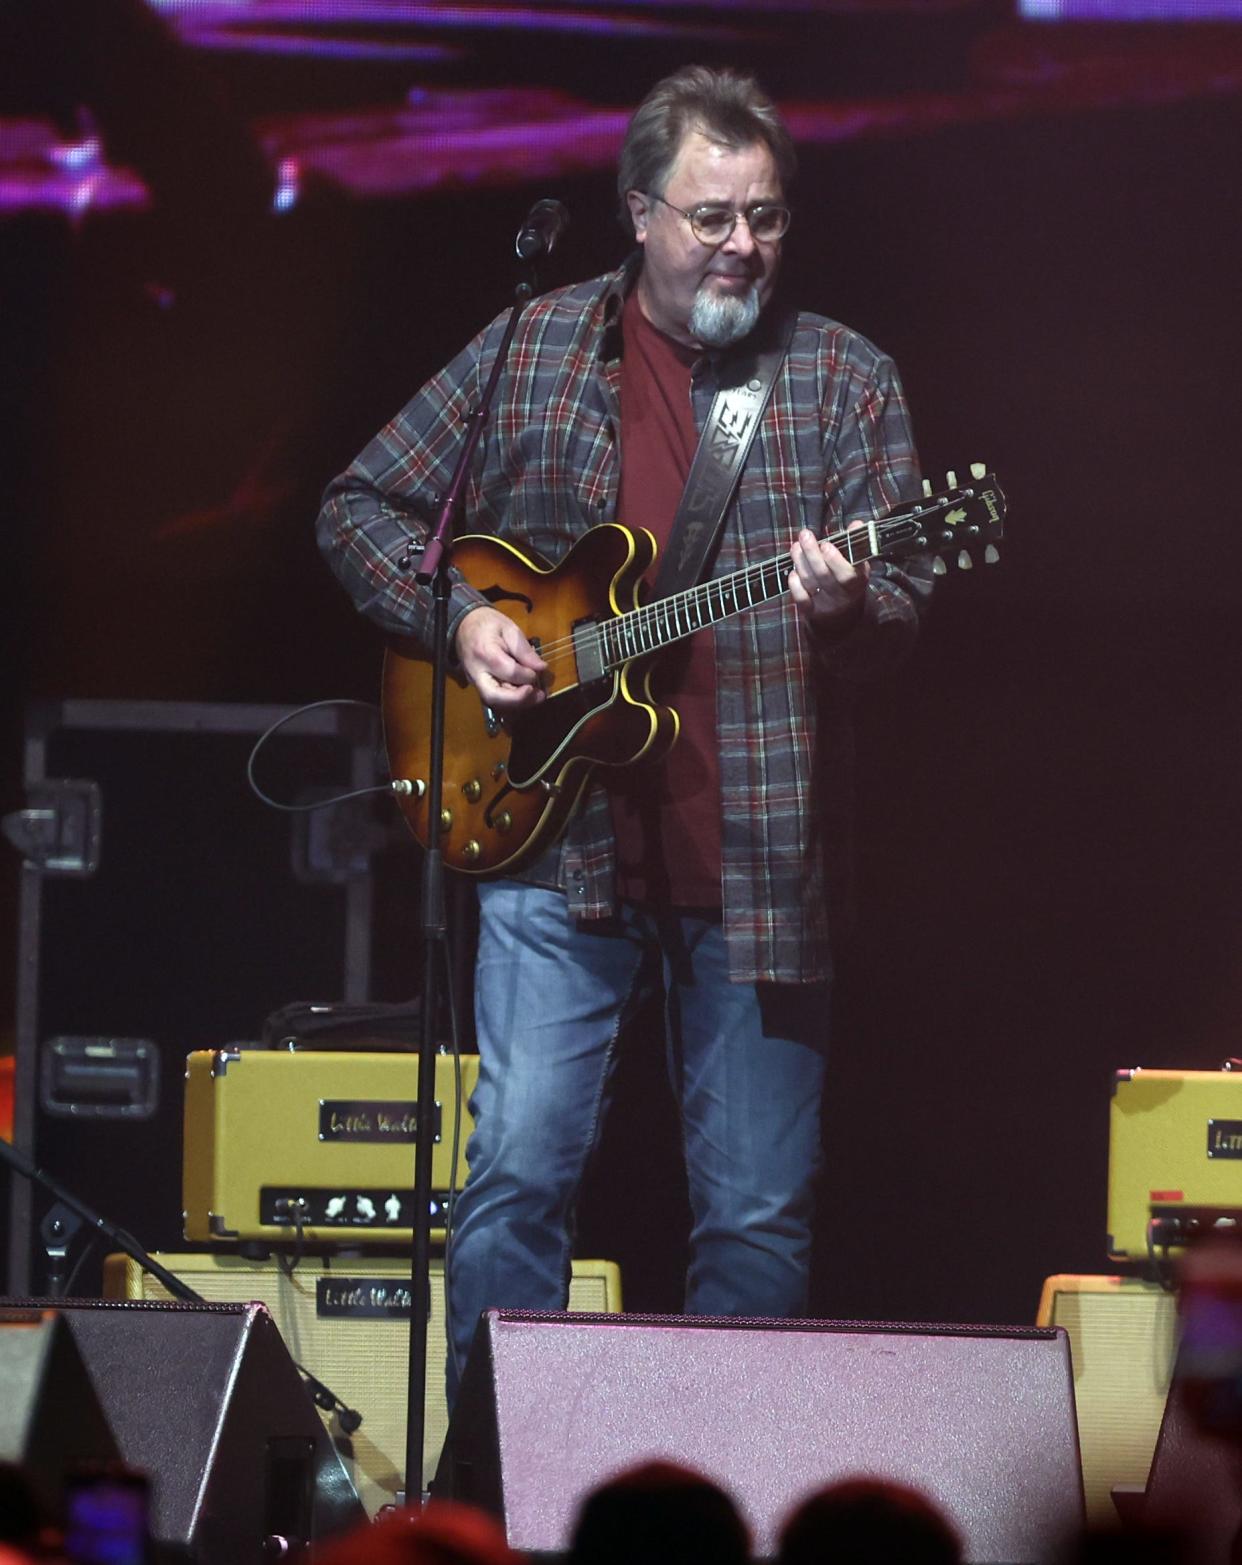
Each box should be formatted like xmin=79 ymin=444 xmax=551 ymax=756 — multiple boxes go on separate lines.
xmin=643 ymin=191 xmax=792 ymax=246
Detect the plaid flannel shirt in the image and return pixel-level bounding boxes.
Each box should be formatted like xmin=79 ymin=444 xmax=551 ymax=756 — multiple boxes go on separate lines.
xmin=317 ymin=261 xmax=933 ymax=983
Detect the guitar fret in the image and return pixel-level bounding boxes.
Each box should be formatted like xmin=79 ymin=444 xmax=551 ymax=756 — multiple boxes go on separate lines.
xmin=598 ymin=475 xmax=987 ymax=674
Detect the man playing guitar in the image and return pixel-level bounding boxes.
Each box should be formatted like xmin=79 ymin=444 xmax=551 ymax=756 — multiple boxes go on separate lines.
xmin=317 ymin=65 xmax=933 ymax=1396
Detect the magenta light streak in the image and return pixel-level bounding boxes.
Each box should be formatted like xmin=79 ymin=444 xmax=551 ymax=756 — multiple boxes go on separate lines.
xmin=181 ymin=28 xmax=458 ymax=58
xmin=162 ymin=0 xmax=748 ymax=43
xmin=0 ymin=122 xmax=150 ymax=216
xmin=1022 ymin=0 xmax=1242 ymax=15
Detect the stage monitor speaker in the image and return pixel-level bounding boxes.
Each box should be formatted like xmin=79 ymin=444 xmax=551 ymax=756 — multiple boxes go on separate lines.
xmin=0 ymin=1308 xmax=118 ymax=1506
xmin=104 ymin=1250 xmax=622 ymax=1514
xmin=435 ymin=1311 xmax=1086 ymax=1563
xmin=1035 ymin=1273 xmax=1178 ymax=1526
xmin=4 ymin=1299 xmax=365 ymax=1564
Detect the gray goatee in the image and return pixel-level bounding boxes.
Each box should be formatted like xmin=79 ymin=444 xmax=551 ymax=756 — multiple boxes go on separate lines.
xmin=689 ymin=280 xmax=762 ymax=349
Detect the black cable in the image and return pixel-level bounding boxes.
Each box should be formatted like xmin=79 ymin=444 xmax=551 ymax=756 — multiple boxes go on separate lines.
xmin=275 ymin=1200 xmax=308 ymax=1274
xmin=294 ymin=1357 xmax=363 ymax=1436
xmin=1146 ymin=1217 xmax=1177 ymax=1293
xmin=245 ymin=697 xmax=394 ymax=813
xmin=268 ymin=1207 xmax=362 ymax=1433
xmin=59 ymin=1228 xmax=99 ymax=1298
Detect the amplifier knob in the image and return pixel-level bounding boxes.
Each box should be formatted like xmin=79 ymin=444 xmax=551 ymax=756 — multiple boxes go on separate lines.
xmin=463 ymin=779 xmax=482 ymax=802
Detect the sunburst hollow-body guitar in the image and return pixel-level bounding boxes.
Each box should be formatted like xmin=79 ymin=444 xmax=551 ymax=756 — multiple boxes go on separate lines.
xmin=383 ymin=466 xmax=1005 ymax=875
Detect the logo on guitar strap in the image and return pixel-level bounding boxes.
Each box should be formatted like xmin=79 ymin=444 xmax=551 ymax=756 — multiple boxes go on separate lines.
xmin=677 ymin=384 xmax=763 ymax=572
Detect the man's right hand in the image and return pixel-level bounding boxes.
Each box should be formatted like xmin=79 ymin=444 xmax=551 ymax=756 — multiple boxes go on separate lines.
xmin=455 ymin=606 xmax=547 ymax=710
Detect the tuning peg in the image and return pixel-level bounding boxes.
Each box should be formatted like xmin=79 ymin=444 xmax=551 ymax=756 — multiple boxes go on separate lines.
xmin=932 ymin=556 xmax=947 ymax=576
xmin=984 ymin=544 xmax=1000 ymax=565
xmin=970 ymin=462 xmax=986 ymax=480
xmin=946 ymin=469 xmax=958 ymax=488
xmin=922 ymin=478 xmax=933 ymax=497
xmin=957 ymin=550 xmax=973 ymax=571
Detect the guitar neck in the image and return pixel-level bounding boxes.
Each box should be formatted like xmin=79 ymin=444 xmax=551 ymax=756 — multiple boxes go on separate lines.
xmin=597 ymin=517 xmax=912 ymax=670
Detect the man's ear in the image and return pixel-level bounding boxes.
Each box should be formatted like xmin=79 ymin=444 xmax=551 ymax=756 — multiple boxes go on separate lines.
xmin=627 ymin=189 xmax=650 ymax=244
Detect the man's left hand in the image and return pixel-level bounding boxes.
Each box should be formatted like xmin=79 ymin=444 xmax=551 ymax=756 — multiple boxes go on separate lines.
xmin=789 ymin=524 xmax=870 ymax=631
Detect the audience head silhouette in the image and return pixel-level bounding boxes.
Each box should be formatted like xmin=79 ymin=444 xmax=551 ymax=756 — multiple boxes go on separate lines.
xmin=779 ymin=1476 xmax=962 ymax=1565
xmin=569 ymin=1459 xmax=750 ymax=1565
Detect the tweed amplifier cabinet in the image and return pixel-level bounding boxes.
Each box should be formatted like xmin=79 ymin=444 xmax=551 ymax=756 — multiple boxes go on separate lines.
xmin=183 ymin=1048 xmax=479 ymax=1245
xmin=1108 ymin=1068 xmax=1242 ymax=1261
xmin=104 ymin=1250 xmax=621 ymax=1513
xmin=1036 ymin=1274 xmax=1179 ymax=1525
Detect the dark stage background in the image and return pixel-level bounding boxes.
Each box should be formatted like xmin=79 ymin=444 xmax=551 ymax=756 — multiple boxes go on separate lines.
xmin=3 ymin=0 xmax=1242 ymax=1318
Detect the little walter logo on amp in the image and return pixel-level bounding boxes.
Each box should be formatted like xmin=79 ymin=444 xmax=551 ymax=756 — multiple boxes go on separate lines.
xmin=1208 ymin=1120 xmax=1242 ymax=1158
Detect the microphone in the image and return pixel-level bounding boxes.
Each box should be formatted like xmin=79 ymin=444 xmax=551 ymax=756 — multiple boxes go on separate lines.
xmin=515 ymin=198 xmax=569 ymax=261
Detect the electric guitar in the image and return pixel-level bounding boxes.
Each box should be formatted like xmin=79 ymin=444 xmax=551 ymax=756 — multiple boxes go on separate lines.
xmin=383 ymin=466 xmax=1005 ymax=875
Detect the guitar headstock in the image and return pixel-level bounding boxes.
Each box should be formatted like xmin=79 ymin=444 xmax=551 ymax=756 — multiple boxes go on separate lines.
xmin=879 ymin=463 xmax=1006 ymax=574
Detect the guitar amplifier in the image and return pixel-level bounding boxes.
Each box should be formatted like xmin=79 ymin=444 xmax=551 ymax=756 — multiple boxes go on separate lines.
xmin=1107 ymin=1068 xmax=1242 ymax=1261
xmin=103 ymin=1250 xmax=622 ymax=1512
xmin=183 ymin=1049 xmax=479 ymax=1245
xmin=1036 ymin=1274 xmax=1178 ymax=1526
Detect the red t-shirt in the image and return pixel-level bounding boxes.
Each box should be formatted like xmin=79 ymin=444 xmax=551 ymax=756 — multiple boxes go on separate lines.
xmin=608 ymin=290 xmax=722 ymax=908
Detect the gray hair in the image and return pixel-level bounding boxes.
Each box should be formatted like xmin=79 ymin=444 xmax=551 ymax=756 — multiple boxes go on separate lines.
xmin=617 ymin=66 xmax=797 ymax=237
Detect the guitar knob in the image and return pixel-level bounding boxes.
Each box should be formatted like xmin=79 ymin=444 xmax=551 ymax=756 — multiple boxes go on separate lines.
xmin=984 ymin=544 xmax=1000 ymax=565
xmin=922 ymin=478 xmax=933 ymax=497
xmin=439 ymin=808 xmax=453 ymax=832
xmin=463 ymin=840 xmax=482 ymax=864
xmin=495 ymin=811 xmax=513 ymax=835
xmin=932 ymin=556 xmax=948 ymax=577
xmin=956 ymin=550 xmax=973 ymax=571
xmin=463 ymin=779 xmax=482 ymax=803
xmin=970 ymin=462 xmax=986 ymax=480
xmin=946 ymin=469 xmax=958 ymax=488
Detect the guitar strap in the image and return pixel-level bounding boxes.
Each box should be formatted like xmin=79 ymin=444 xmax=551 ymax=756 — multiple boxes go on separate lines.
xmin=652 ymin=306 xmax=798 ymax=600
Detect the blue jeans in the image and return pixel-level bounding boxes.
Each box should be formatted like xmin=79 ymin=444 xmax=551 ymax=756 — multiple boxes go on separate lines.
xmin=445 ymin=882 xmax=830 ymax=1395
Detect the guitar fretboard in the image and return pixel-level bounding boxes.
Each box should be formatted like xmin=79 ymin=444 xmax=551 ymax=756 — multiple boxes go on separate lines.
xmin=593 ymin=517 xmax=908 ymax=672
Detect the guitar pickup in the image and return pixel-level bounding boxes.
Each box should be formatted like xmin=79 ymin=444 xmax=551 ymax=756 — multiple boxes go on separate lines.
xmin=571 ymin=619 xmax=607 ymax=684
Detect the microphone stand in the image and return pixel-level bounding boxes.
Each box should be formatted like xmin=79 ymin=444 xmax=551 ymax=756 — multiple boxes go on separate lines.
xmin=403 ymin=261 xmax=539 ymax=1507
xmin=0 ymin=1136 xmax=203 ymax=1305
xmin=0 ymin=1137 xmax=362 ymax=1431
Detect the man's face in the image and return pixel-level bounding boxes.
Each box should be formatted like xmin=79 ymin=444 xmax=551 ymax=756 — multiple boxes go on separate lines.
xmin=627 ymin=129 xmax=784 ymax=349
